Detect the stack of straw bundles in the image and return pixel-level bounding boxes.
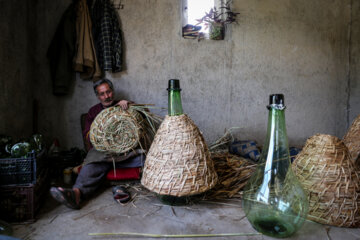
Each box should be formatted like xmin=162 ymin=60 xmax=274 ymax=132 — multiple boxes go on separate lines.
xmin=141 ymin=114 xmax=218 ymax=196
xmin=343 ymin=114 xmax=360 ymax=166
xmin=90 ymin=106 xmax=147 ymax=154
xmin=292 ymin=134 xmax=360 ymax=227
xmin=203 ymin=153 xmax=256 ymax=199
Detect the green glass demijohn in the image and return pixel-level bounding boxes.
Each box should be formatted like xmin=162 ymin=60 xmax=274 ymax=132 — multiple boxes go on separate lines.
xmin=242 ymin=94 xmax=309 ymax=238
xmin=158 ymin=79 xmax=186 ymax=205
xmin=157 ymin=79 xmax=200 ymax=205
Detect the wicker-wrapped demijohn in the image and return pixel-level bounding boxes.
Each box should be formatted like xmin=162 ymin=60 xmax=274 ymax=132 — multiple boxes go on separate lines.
xmin=89 ymin=106 xmax=151 ymax=154
xmin=292 ymin=134 xmax=360 ymax=227
xmin=141 ymin=79 xmax=218 ymax=197
xmin=141 ymin=114 xmax=218 ymax=196
xmin=343 ymin=114 xmax=360 ymax=166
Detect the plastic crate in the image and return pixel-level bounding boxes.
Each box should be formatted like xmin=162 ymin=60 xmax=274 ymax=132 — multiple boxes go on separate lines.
xmin=47 ymin=148 xmax=84 ymax=178
xmin=0 ymin=169 xmax=49 ymax=223
xmin=0 ymin=150 xmax=45 ymax=187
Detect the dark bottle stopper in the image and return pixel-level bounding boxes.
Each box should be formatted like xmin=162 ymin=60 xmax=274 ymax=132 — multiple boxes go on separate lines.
xmin=167 ymin=79 xmax=181 ymax=91
xmin=269 ymin=94 xmax=285 ymax=105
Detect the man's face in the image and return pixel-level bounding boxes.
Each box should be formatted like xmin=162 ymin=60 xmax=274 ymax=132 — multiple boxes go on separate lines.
xmin=96 ymin=83 xmax=114 ymax=107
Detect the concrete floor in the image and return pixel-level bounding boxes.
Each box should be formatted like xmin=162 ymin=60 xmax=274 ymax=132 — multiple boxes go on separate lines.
xmin=10 ymin=182 xmax=360 ymax=240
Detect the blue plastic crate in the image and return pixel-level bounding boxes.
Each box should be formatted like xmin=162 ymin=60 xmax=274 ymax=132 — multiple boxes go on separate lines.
xmin=0 ymin=151 xmax=37 ymax=186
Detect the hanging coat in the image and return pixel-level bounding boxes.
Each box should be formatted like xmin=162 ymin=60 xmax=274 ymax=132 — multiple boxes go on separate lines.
xmin=91 ymin=0 xmax=124 ymax=72
xmin=73 ymin=0 xmax=102 ymax=81
xmin=47 ymin=3 xmax=76 ymax=96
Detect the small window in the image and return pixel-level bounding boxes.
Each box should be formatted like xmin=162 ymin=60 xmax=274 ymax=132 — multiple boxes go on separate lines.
xmin=182 ymin=0 xmax=215 ymax=39
xmin=182 ymin=0 xmax=238 ymax=40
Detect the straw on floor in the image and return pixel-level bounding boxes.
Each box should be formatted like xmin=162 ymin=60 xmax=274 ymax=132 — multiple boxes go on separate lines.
xmin=203 ymin=152 xmax=257 ymax=200
xmin=202 ymin=127 xmax=257 ymax=200
xmin=141 ymin=114 xmax=218 ymax=197
xmin=292 ymin=134 xmax=360 ymax=227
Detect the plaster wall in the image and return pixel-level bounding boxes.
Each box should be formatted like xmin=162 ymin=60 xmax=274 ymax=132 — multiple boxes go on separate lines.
xmin=32 ymin=0 xmax=355 ymax=149
xmin=349 ymin=0 xmax=360 ymax=125
xmin=32 ymin=0 xmax=75 ymax=148
xmin=0 ymin=1 xmax=33 ymax=140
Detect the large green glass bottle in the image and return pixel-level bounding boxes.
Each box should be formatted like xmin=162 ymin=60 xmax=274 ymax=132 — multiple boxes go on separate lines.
xmin=157 ymin=79 xmax=201 ymax=205
xmin=158 ymin=79 xmax=187 ymax=205
xmin=242 ymin=94 xmax=308 ymax=238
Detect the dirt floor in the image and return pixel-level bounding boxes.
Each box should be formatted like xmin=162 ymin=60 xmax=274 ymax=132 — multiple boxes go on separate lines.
xmin=9 ymin=181 xmax=360 ymax=240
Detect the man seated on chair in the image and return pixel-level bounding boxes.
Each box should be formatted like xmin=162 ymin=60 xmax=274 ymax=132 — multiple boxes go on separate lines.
xmin=50 ymin=78 xmax=144 ymax=209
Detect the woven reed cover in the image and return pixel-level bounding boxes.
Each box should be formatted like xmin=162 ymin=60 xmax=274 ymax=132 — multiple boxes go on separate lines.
xmin=292 ymin=134 xmax=360 ymax=227
xmin=141 ymin=114 xmax=218 ymax=196
xmin=90 ymin=106 xmax=144 ymax=154
xmin=343 ymin=114 xmax=360 ymax=165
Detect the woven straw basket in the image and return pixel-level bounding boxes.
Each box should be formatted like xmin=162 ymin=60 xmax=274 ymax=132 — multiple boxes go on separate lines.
xmin=343 ymin=114 xmax=360 ymax=166
xmin=90 ymin=106 xmax=146 ymax=154
xmin=141 ymin=114 xmax=218 ymax=197
xmin=292 ymin=134 xmax=360 ymax=227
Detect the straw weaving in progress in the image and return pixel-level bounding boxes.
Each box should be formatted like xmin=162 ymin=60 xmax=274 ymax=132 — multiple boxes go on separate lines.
xmin=141 ymin=114 xmax=218 ymax=197
xmin=292 ymin=134 xmax=360 ymax=227
xmin=89 ymin=106 xmax=146 ymax=154
xmin=343 ymin=114 xmax=360 ymax=166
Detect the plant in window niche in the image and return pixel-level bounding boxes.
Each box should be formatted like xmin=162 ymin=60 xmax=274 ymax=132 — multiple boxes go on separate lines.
xmin=196 ymin=0 xmax=239 ymax=40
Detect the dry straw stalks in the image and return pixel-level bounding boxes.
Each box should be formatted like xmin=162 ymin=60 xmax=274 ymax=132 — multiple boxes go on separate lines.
xmin=203 ymin=152 xmax=257 ymax=200
xmin=204 ymin=127 xmax=257 ymax=200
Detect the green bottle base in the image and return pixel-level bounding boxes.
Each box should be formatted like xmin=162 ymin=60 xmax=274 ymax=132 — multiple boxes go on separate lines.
xmin=157 ymin=195 xmax=190 ymax=206
xmin=157 ymin=193 xmax=203 ymax=206
xmin=243 ymin=200 xmax=306 ymax=238
xmin=251 ymin=215 xmax=296 ymax=238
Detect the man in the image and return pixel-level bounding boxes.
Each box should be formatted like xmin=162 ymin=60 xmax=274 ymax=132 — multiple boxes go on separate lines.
xmin=50 ymin=79 xmax=144 ymax=209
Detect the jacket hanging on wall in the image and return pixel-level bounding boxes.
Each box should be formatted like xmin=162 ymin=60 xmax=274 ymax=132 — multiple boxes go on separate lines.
xmin=47 ymin=3 xmax=77 ymax=96
xmin=73 ymin=0 xmax=102 ymax=81
xmin=91 ymin=0 xmax=124 ymax=72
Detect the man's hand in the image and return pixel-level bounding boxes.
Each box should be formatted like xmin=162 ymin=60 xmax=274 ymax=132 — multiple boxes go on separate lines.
xmin=116 ymin=100 xmax=130 ymax=110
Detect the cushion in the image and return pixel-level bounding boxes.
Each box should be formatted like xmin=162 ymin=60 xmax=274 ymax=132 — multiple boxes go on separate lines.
xmin=106 ymin=167 xmax=141 ymax=181
xmin=229 ymin=140 xmax=260 ymax=162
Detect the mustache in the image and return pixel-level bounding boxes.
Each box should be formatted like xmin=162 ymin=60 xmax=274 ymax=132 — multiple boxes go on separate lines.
xmin=104 ymin=98 xmax=113 ymax=102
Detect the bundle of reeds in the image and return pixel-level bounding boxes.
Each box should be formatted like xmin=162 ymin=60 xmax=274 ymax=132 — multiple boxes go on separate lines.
xmin=292 ymin=134 xmax=360 ymax=227
xmin=203 ymin=152 xmax=257 ymax=199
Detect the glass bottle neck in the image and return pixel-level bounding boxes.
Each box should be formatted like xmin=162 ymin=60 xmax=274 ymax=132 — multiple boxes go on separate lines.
xmin=261 ymin=106 xmax=290 ymax=166
xmin=168 ymin=89 xmax=183 ymax=116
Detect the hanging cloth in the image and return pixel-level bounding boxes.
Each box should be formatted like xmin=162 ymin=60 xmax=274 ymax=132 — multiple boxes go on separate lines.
xmin=91 ymin=0 xmax=123 ymax=72
xmin=47 ymin=3 xmax=76 ymax=96
xmin=73 ymin=0 xmax=102 ymax=81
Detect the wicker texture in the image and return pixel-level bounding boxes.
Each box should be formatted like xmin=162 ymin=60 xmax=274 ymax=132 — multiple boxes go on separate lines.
xmin=292 ymin=134 xmax=360 ymax=227
xmin=141 ymin=114 xmax=218 ymax=196
xmin=90 ymin=106 xmax=145 ymax=154
xmin=343 ymin=114 xmax=360 ymax=166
